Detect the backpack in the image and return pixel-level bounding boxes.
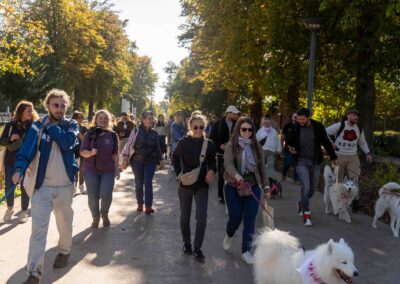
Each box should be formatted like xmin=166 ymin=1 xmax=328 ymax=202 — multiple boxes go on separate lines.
xmin=330 ymin=120 xmax=363 ymax=143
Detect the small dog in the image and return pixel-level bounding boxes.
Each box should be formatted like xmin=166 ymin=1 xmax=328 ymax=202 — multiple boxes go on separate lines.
xmin=268 ymin=178 xmax=282 ymax=199
xmin=253 ymin=229 xmax=358 ymax=284
xmin=372 ymin=182 xmax=400 ymax=238
xmin=324 ymin=166 xmax=359 ymax=223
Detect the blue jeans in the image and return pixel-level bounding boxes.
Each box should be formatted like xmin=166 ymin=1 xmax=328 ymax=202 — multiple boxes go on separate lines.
xmin=131 ymin=160 xmax=156 ymax=208
xmin=295 ymin=158 xmax=321 ymax=212
xmin=5 ymin=164 xmax=29 ymax=210
xmin=282 ymin=148 xmax=299 ymax=181
xmin=224 ymin=183 xmax=261 ymax=253
xmin=84 ymin=171 xmax=115 ymax=217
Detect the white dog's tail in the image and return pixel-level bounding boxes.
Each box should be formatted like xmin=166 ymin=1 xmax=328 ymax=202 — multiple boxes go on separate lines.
xmin=324 ymin=165 xmax=334 ymax=188
xmin=379 ymin=182 xmax=400 ymax=196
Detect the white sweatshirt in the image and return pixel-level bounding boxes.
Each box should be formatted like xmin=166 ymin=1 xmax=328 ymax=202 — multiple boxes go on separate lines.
xmin=256 ymin=127 xmax=282 ymax=153
xmin=326 ymin=121 xmax=370 ymax=155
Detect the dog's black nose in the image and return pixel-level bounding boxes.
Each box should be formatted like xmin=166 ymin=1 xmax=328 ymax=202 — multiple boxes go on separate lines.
xmin=353 ymin=271 xmax=359 ymax=277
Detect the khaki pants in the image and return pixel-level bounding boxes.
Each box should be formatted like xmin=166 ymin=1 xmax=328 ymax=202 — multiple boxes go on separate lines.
xmin=337 ymin=154 xmax=360 ymax=199
xmin=27 ymin=184 xmax=74 ymax=277
xmin=264 ymin=150 xmax=275 ymax=180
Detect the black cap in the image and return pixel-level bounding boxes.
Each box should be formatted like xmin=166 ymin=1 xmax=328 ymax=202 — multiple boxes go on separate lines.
xmin=121 ymin=112 xmax=128 ymax=116
xmin=346 ymin=108 xmax=360 ymax=116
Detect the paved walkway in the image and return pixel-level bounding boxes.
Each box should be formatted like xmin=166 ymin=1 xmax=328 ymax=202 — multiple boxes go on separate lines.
xmin=0 ymin=164 xmax=399 ymax=284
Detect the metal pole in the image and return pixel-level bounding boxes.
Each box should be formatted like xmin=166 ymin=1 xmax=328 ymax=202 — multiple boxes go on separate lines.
xmin=307 ymin=30 xmax=317 ymax=112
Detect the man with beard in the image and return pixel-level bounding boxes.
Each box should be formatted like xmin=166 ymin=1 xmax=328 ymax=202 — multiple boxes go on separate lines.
xmin=209 ymin=105 xmax=240 ymax=204
xmin=287 ymin=108 xmax=337 ymax=226
xmin=13 ymin=89 xmax=79 ymax=284
xmin=326 ymin=108 xmax=372 ymax=212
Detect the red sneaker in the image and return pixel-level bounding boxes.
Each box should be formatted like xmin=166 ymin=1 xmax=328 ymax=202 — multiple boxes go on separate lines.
xmin=137 ymin=203 xmax=144 ymax=212
xmin=145 ymin=207 xmax=155 ymax=214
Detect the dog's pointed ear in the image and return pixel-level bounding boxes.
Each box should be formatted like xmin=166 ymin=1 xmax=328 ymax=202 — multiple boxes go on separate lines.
xmin=343 ymin=176 xmax=348 ymax=182
xmin=328 ymin=239 xmax=334 ymax=254
xmin=339 ymin=238 xmax=346 ymax=245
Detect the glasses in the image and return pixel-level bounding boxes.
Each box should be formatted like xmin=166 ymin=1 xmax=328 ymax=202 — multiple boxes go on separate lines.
xmin=240 ymin=127 xmax=253 ymax=133
xmin=193 ymin=125 xmax=205 ymax=130
xmin=49 ymin=103 xmax=67 ymax=110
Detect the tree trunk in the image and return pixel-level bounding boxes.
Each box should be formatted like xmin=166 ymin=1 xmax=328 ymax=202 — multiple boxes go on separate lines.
xmin=88 ymin=100 xmax=94 ymax=122
xmin=73 ymin=87 xmax=82 ymax=111
xmin=250 ymin=91 xmax=263 ymax=119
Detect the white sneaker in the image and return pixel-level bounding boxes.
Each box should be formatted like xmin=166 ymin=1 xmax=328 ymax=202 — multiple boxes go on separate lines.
xmin=3 ymin=208 xmax=14 ymax=222
xmin=79 ymin=184 xmax=87 ymax=194
xmin=304 ymin=219 xmax=313 ymax=227
xmin=18 ymin=210 xmax=29 ymax=223
xmin=223 ymin=234 xmax=232 ymax=250
xmin=241 ymin=251 xmax=254 ymax=264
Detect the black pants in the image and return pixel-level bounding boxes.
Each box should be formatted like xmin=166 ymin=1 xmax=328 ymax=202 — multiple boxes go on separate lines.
xmin=178 ymin=186 xmax=208 ymax=249
xmin=217 ymin=155 xmax=225 ymax=200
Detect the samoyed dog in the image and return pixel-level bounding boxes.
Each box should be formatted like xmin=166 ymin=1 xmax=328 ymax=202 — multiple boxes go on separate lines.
xmin=253 ymin=229 xmax=358 ymax=284
xmin=324 ymin=166 xmax=359 ymax=223
xmin=372 ymin=182 xmax=400 ymax=238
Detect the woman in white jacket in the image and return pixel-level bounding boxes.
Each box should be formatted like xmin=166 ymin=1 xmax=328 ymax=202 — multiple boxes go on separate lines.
xmin=256 ymin=117 xmax=282 ymax=179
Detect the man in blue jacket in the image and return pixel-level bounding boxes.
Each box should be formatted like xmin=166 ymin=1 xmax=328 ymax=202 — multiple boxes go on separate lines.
xmin=13 ymin=89 xmax=79 ymax=284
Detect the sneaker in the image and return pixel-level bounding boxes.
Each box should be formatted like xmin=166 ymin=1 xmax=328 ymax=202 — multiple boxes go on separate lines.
xmin=145 ymin=207 xmax=155 ymax=215
xmin=303 ymin=211 xmax=312 ymax=227
xmin=241 ymin=251 xmax=254 ymax=264
xmin=137 ymin=203 xmax=144 ymax=212
xmin=101 ymin=214 xmax=110 ymax=227
xmin=183 ymin=244 xmax=193 ymax=255
xmin=304 ymin=219 xmax=313 ymax=227
xmin=218 ymin=197 xmax=225 ymax=204
xmin=22 ymin=275 xmax=39 ymax=284
xmin=19 ymin=210 xmax=29 ymax=223
xmin=3 ymin=208 xmax=14 ymax=222
xmin=193 ymin=248 xmax=205 ymax=262
xmin=78 ymin=184 xmax=87 ymax=194
xmin=91 ymin=217 xmax=100 ymax=228
xmin=53 ymin=253 xmax=70 ymax=269
xmin=223 ymin=234 xmax=232 ymax=250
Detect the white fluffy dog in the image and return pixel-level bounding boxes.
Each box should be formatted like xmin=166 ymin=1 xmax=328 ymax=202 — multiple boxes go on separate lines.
xmin=253 ymin=229 xmax=358 ymax=284
xmin=372 ymin=182 xmax=400 ymax=238
xmin=324 ymin=166 xmax=359 ymax=223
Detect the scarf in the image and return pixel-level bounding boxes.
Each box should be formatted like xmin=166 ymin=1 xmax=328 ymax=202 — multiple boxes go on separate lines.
xmin=296 ymin=256 xmax=325 ymax=284
xmin=263 ymin=126 xmax=273 ymax=136
xmin=238 ymin=137 xmax=256 ymax=174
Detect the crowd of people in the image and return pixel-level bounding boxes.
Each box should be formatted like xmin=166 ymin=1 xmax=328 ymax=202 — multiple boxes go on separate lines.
xmin=0 ymin=88 xmax=372 ymax=284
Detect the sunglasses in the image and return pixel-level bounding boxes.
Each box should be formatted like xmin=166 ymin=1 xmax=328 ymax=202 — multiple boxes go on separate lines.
xmin=193 ymin=125 xmax=205 ymax=130
xmin=240 ymin=127 xmax=253 ymax=133
xmin=49 ymin=103 xmax=67 ymax=109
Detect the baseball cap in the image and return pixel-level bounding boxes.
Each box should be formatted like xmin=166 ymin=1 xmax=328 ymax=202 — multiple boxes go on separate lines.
xmin=225 ymin=105 xmax=240 ymax=114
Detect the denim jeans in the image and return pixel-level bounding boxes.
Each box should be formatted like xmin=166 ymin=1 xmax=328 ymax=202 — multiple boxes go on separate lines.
xmin=5 ymin=164 xmax=29 ymax=210
xmin=131 ymin=160 xmax=156 ymax=208
xmin=295 ymin=158 xmax=321 ymax=212
xmin=282 ymin=148 xmax=299 ymax=181
xmin=178 ymin=186 xmax=208 ymax=249
xmin=217 ymin=155 xmax=225 ymax=199
xmin=84 ymin=171 xmax=115 ymax=217
xmin=27 ymin=184 xmax=74 ymax=277
xmin=224 ymin=183 xmax=261 ymax=253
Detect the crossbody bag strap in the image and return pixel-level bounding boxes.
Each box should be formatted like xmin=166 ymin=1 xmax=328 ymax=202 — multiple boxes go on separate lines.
xmin=199 ymin=138 xmax=208 ymax=163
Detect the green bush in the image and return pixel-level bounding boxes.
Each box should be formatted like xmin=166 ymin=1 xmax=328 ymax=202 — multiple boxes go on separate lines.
xmin=372 ymin=163 xmax=400 ymax=185
xmin=373 ymin=133 xmax=400 ymax=157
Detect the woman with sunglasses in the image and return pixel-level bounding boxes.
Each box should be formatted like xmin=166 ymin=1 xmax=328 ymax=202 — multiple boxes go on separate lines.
xmin=1 ymin=100 xmax=39 ymax=223
xmin=222 ymin=116 xmax=269 ymax=264
xmin=173 ymin=113 xmax=216 ymax=262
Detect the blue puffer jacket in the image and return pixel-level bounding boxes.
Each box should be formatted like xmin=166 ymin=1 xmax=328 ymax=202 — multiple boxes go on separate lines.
xmin=15 ymin=116 xmax=79 ymax=189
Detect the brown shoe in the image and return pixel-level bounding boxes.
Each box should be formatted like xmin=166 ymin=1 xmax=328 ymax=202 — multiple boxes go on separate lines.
xmin=91 ymin=217 xmax=100 ymax=228
xmin=145 ymin=207 xmax=155 ymax=215
xmin=22 ymin=275 xmax=39 ymax=284
xmin=101 ymin=214 xmax=110 ymax=227
xmin=137 ymin=203 xmax=144 ymax=212
xmin=53 ymin=253 xmax=70 ymax=269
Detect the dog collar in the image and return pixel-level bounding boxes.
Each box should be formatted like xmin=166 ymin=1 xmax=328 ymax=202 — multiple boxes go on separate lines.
xmin=297 ymin=256 xmax=325 ymax=284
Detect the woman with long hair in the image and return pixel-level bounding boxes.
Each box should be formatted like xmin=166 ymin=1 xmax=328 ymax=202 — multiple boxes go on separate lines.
xmin=1 ymin=100 xmax=39 ymax=223
xmin=80 ymin=110 xmax=120 ymax=228
xmin=155 ymin=114 xmax=168 ymax=159
xmin=222 ymin=116 xmax=269 ymax=264
xmin=173 ymin=113 xmax=216 ymax=262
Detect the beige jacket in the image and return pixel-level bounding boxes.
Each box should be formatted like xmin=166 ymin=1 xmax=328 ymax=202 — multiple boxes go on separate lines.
xmin=223 ymin=141 xmax=269 ymax=188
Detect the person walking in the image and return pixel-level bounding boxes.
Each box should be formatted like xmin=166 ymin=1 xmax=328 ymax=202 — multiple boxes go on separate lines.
xmin=173 ymin=113 xmax=216 ymax=262
xmin=115 ymin=112 xmax=136 ymax=159
xmin=121 ymin=110 xmax=162 ymax=214
xmin=281 ymin=113 xmax=299 ymax=182
xmin=155 ymin=114 xmax=168 ymax=160
xmin=286 ymin=108 xmax=337 ymax=227
xmin=209 ymin=105 xmax=240 ymax=204
xmin=256 ymin=116 xmax=282 ymax=180
xmin=80 ymin=110 xmax=120 ymax=228
xmin=326 ymin=108 xmax=372 ymax=212
xmin=72 ymin=111 xmax=88 ymax=194
xmin=13 ymin=89 xmax=79 ymax=284
xmin=222 ymin=117 xmax=269 ymax=264
xmin=1 ymin=100 xmax=39 ymax=223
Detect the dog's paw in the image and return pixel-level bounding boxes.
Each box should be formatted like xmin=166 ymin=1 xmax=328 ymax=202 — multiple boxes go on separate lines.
xmin=394 ymin=234 xmax=399 ymax=238
xmin=372 ymin=224 xmax=377 ymax=229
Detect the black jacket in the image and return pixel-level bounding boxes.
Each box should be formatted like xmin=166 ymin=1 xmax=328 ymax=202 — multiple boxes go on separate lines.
xmin=173 ymin=136 xmax=217 ymax=188
xmin=286 ymin=119 xmax=337 ymax=165
xmin=209 ymin=117 xmax=235 ymax=154
xmin=131 ymin=125 xmax=162 ymax=164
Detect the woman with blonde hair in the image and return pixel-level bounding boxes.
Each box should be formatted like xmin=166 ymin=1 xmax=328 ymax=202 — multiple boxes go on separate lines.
xmin=80 ymin=110 xmax=120 ymax=228
xmin=1 ymin=100 xmax=39 ymax=223
xmin=173 ymin=113 xmax=216 ymax=262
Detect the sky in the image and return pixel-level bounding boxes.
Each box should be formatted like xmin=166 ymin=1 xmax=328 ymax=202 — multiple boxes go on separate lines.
xmin=111 ymin=0 xmax=188 ymax=102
